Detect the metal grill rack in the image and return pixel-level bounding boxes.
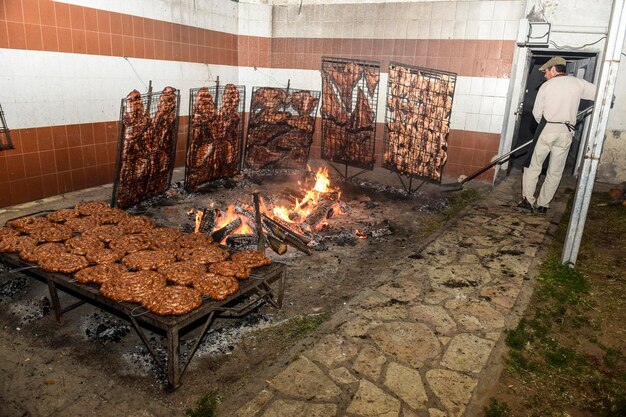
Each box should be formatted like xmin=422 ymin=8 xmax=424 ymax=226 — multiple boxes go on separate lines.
xmin=112 ymin=87 xmax=181 ymax=208
xmin=184 ymin=83 xmax=246 ymax=192
xmin=0 ymin=104 xmax=14 ymax=151
xmin=0 ymin=251 xmax=285 ymax=390
xmin=383 ymin=62 xmax=457 ymax=194
xmin=244 ymin=86 xmax=320 ymax=171
xmin=321 ymin=57 xmax=380 ymax=179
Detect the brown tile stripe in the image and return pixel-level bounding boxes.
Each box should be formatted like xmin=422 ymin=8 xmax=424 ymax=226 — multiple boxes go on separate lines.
xmin=1 ymin=0 xmax=268 ymax=67
xmin=271 ymin=38 xmax=515 ymax=78
xmin=1 ymin=118 xmax=497 ymax=207
xmin=2 ymin=1 xmax=512 ymax=77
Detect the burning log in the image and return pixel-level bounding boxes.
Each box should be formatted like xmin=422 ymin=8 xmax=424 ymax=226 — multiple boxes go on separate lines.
xmin=211 ymin=218 xmax=242 ymax=243
xmin=235 ymin=202 xmax=312 ymax=255
xmin=199 ymin=208 xmax=220 ymax=234
xmin=267 ymin=235 xmax=288 ymax=255
xmin=304 ymin=191 xmax=340 ymax=229
xmin=226 ymin=234 xmax=258 ymax=251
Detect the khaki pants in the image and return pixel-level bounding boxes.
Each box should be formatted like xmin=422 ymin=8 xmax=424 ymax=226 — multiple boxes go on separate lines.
xmin=522 ymin=132 xmax=573 ymax=208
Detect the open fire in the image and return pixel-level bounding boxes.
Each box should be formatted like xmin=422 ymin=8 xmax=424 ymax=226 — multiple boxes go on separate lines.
xmin=193 ymin=167 xmax=346 ymax=254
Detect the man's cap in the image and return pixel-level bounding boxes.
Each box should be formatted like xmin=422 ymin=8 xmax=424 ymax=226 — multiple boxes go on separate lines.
xmin=539 ymin=56 xmax=567 ymax=72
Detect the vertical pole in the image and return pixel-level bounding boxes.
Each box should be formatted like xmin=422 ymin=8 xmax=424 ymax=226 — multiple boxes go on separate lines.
xmin=253 ymin=192 xmax=266 ymax=254
xmin=215 ymin=76 xmax=220 ymax=108
xmin=562 ymin=0 xmax=626 ymax=265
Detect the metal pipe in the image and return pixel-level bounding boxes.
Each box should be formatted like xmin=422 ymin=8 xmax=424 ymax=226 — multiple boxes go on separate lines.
xmin=562 ymin=0 xmax=626 ymax=266
xmin=550 ymin=25 xmax=607 ymax=34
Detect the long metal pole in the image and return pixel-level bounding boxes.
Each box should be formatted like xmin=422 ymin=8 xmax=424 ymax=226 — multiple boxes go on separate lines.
xmin=562 ymin=0 xmax=626 ymax=265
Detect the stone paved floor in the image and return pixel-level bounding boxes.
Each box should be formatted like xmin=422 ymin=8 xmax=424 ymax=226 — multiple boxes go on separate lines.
xmin=225 ymin=174 xmax=566 ymax=417
xmin=0 ymin=170 xmax=568 ymax=417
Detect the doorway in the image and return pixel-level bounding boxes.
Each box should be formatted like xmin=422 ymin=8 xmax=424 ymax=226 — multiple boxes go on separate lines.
xmin=508 ymin=50 xmax=597 ymax=174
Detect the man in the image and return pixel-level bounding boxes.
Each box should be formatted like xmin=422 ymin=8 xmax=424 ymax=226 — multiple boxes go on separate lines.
xmin=518 ymin=56 xmax=596 ymax=214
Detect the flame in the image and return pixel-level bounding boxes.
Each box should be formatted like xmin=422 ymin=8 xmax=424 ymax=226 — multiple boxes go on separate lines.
xmin=272 ymin=167 xmax=340 ymax=225
xmin=212 ymin=205 xmax=253 ymax=243
xmin=355 ymin=229 xmax=367 ymax=239
xmin=194 ymin=210 xmax=204 ymax=233
xmin=215 ymin=206 xmax=237 ymax=229
xmin=313 ymin=167 xmax=331 ymax=193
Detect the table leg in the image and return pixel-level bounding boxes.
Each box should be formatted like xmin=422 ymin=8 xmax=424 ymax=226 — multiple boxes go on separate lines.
xmin=166 ymin=329 xmax=181 ymax=391
xmin=47 ymin=280 xmax=62 ymax=323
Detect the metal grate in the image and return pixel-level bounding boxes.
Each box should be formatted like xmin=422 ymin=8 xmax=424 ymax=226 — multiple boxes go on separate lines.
xmin=184 ymin=84 xmax=246 ymax=192
xmin=383 ymin=62 xmax=457 ymax=182
xmin=244 ymin=87 xmax=320 ymax=170
xmin=321 ymin=57 xmax=380 ymax=173
xmin=112 ymin=87 xmax=181 ymax=208
xmin=0 ymin=104 xmax=14 ymax=151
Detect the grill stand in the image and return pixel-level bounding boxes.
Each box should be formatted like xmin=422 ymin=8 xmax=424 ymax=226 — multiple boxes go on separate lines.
xmin=395 ymin=173 xmax=427 ymax=196
xmin=0 ymin=253 xmax=286 ymax=391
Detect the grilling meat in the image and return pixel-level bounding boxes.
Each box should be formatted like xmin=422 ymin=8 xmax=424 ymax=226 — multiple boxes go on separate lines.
xmin=141 ymin=285 xmax=203 ymax=316
xmin=348 ymin=88 xmax=374 ymax=132
xmin=251 ymin=87 xmax=289 ymax=111
xmin=247 ymin=124 xmax=291 ymax=147
xmin=291 ymin=90 xmax=319 ymax=115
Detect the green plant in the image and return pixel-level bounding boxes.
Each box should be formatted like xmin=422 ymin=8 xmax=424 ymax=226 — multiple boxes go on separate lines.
xmin=263 ymin=313 xmax=330 ymax=347
xmin=185 ymin=390 xmax=221 ymax=417
xmin=484 ymin=398 xmax=510 ymax=417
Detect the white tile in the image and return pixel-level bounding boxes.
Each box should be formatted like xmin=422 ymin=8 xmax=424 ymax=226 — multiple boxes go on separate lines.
xmin=468 ymin=2 xmax=482 ymax=21
xmin=407 ymin=21 xmax=420 ymax=38
xmin=478 ymin=21 xmax=492 ymax=39
xmin=454 ymin=94 xmax=469 ymax=113
xmin=418 ymin=2 xmax=432 ymax=20
xmin=441 ymin=20 xmax=455 ymax=39
xmin=477 ymin=113 xmax=492 ymax=132
xmin=479 ymin=2 xmax=495 ymax=20
xmin=470 ymin=78 xmax=484 ymax=95
xmin=417 ymin=21 xmax=430 ymax=38
xmin=482 ymin=78 xmax=496 ymax=97
xmin=494 ymin=1 xmax=523 ymax=20
xmin=503 ymin=20 xmax=519 ymax=40
xmin=450 ymin=111 xmax=466 ymax=130
xmin=468 ymin=96 xmax=483 ymax=112
xmin=453 ymin=21 xmax=467 ymax=38
xmin=480 ymin=96 xmax=495 ymax=115
xmin=455 ymin=77 xmax=471 ymax=95
xmin=491 ymin=21 xmax=505 ymax=40
xmin=492 ymin=97 xmax=507 ymax=116
xmin=465 ymin=113 xmax=479 ymax=131
xmin=431 ymin=2 xmax=449 ymax=18
xmin=455 ymin=2 xmax=469 ymax=20
xmin=490 ymin=115 xmax=504 ymax=133
xmin=429 ymin=19 xmax=442 ymax=39
xmin=495 ymin=79 xmax=510 ymax=97
xmin=465 ymin=20 xmax=479 ymax=38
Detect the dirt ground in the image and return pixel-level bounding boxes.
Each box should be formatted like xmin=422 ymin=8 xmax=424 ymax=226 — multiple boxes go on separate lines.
xmin=0 ymin=168 xmax=478 ymax=417
xmin=483 ymin=190 xmax=626 ymax=417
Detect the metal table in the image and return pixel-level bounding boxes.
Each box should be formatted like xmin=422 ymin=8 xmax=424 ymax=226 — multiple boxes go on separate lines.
xmin=0 ymin=252 xmax=286 ymax=390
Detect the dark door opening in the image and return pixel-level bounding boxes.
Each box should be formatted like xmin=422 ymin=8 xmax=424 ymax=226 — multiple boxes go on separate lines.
xmin=509 ymin=50 xmax=597 ymax=175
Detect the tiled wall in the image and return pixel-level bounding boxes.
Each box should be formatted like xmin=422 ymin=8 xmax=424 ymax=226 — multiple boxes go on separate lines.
xmin=0 ymin=117 xmax=190 ymax=208
xmin=1 ymin=0 xmax=524 ymax=207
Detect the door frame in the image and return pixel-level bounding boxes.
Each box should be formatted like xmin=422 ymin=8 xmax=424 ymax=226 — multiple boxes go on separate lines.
xmin=497 ymin=48 xmax=599 ymax=180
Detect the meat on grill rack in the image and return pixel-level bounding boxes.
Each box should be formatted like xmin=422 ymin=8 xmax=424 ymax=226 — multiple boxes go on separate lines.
xmin=245 ymin=87 xmax=319 ymax=170
xmin=320 ymin=59 xmax=380 ymax=169
xmin=384 ymin=63 xmax=456 ymax=181
xmin=185 ymin=84 xmax=244 ymax=191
